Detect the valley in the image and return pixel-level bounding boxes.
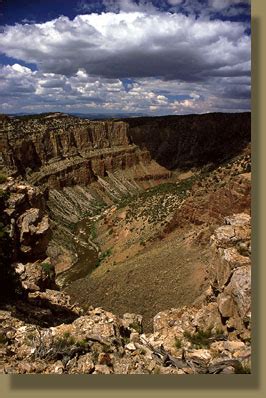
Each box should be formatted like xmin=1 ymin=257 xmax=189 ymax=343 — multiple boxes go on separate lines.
xmin=0 ymin=112 xmax=251 ymax=374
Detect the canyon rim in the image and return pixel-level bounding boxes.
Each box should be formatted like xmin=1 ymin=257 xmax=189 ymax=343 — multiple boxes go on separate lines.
xmin=0 ymin=0 xmax=251 ymax=375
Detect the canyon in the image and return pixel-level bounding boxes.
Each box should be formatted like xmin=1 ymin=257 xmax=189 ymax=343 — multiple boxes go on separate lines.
xmin=0 ymin=112 xmax=251 ymax=374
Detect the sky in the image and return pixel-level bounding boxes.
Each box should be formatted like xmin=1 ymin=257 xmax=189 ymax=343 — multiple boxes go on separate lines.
xmin=0 ymin=0 xmax=251 ymax=115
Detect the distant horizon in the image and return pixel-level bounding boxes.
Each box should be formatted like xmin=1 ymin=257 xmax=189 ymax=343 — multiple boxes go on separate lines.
xmin=0 ymin=0 xmax=251 ymax=115
xmin=3 ymin=110 xmax=251 ymax=119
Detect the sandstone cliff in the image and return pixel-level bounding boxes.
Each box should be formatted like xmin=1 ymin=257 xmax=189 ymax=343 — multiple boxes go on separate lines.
xmin=0 ymin=115 xmax=169 ymax=189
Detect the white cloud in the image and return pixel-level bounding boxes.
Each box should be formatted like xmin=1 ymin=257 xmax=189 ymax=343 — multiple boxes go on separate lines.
xmin=0 ymin=63 xmax=250 ymax=115
xmin=10 ymin=63 xmax=32 ymax=74
xmin=0 ymin=5 xmax=250 ymax=115
xmin=0 ymin=11 xmax=250 ymax=83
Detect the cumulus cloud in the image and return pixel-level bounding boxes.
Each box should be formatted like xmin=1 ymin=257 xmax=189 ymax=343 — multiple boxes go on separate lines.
xmin=0 ymin=3 xmax=250 ymax=115
xmin=0 ymin=63 xmax=250 ymax=114
xmin=0 ymin=11 xmax=250 ymax=83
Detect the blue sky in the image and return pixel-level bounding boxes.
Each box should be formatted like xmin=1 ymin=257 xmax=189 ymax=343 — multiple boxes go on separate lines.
xmin=0 ymin=0 xmax=251 ymax=115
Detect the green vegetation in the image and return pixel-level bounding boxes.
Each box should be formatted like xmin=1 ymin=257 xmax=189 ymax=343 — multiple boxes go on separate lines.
xmin=115 ymin=175 xmax=201 ymax=229
xmin=117 ymin=177 xmax=197 ymax=211
xmin=68 ymin=222 xmax=76 ymax=232
xmin=53 ymin=334 xmax=76 ymax=350
xmin=174 ymin=337 xmax=182 ymax=350
xmin=41 ymin=262 xmax=54 ymax=277
xmin=95 ymin=248 xmax=112 ymax=267
xmin=0 ymin=331 xmax=8 ymax=345
xmin=122 ymin=336 xmax=130 ymax=345
xmin=90 ymin=222 xmax=97 ymax=240
xmin=0 ymin=174 xmax=7 ymax=184
xmin=0 ymin=222 xmax=6 ymax=239
xmin=129 ymin=321 xmax=143 ymax=334
xmin=183 ymin=328 xmax=225 ymax=349
xmin=0 ymin=189 xmax=10 ymax=200
xmin=81 ymin=201 xmax=106 ymax=218
xmin=234 ymin=363 xmax=251 ymax=374
xmin=76 ymin=339 xmax=90 ymax=349
xmin=94 ymin=201 xmax=106 ymax=214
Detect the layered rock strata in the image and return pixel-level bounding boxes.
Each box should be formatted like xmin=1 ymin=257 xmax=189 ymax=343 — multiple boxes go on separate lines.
xmin=0 ymin=115 xmax=169 ymax=189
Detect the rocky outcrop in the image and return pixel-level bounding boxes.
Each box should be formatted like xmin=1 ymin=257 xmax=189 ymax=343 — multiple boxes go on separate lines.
xmin=140 ymin=213 xmax=251 ymax=372
xmin=210 ymin=213 xmax=251 ymax=337
xmin=0 ymin=280 xmax=250 ymax=374
xmin=0 ymin=178 xmax=55 ymax=299
xmin=12 ymin=259 xmax=55 ymax=292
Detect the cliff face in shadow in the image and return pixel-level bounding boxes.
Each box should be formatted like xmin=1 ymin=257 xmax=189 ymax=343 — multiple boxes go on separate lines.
xmin=124 ymin=112 xmax=251 ymax=170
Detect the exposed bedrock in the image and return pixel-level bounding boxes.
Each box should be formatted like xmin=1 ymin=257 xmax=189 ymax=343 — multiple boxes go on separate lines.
xmin=0 ymin=179 xmax=55 ymax=302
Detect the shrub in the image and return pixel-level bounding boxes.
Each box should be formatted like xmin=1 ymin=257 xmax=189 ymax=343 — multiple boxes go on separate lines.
xmin=0 ymin=189 xmax=10 ymax=200
xmin=234 ymin=363 xmax=251 ymax=374
xmin=91 ymin=222 xmax=97 ymax=240
xmin=129 ymin=321 xmax=143 ymax=334
xmin=183 ymin=328 xmax=215 ymax=349
xmin=174 ymin=337 xmax=182 ymax=349
xmin=0 ymin=174 xmax=7 ymax=184
xmin=41 ymin=262 xmax=54 ymax=277
xmin=95 ymin=248 xmax=112 ymax=267
xmin=0 ymin=331 xmax=8 ymax=345
xmin=53 ymin=334 xmax=76 ymax=350
xmin=0 ymin=222 xmax=6 ymax=239
xmin=76 ymin=339 xmax=90 ymax=349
